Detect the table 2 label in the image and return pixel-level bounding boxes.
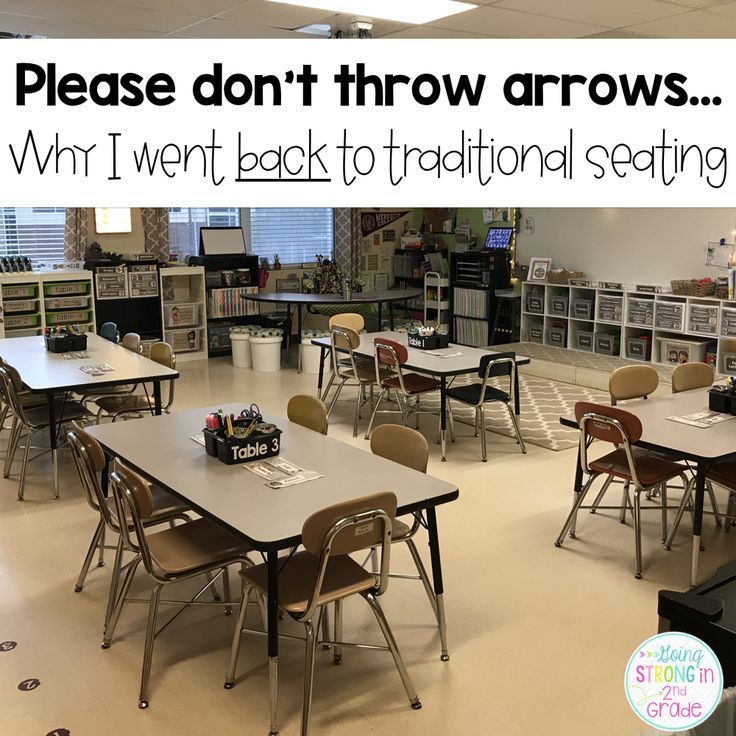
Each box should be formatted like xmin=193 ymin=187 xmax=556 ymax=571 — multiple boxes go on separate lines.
xmin=625 ymin=632 xmax=723 ymax=731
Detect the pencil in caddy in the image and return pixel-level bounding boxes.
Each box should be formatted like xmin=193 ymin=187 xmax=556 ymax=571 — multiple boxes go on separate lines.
xmin=202 ymin=405 xmax=282 ymax=464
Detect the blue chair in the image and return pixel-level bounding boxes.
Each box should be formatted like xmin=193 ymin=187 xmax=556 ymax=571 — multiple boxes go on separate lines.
xmin=100 ymin=322 xmax=119 ymax=343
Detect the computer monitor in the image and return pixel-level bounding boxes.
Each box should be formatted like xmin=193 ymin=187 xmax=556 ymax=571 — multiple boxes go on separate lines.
xmin=483 ymin=227 xmax=513 ymax=250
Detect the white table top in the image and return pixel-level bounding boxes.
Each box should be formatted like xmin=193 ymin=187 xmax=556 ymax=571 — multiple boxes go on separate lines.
xmin=87 ymin=404 xmax=459 ymax=548
xmin=0 ymin=333 xmax=179 ymax=393
xmin=562 ymin=388 xmax=736 ymax=463
xmin=242 ymin=290 xmax=422 ymax=305
xmin=312 ymin=330 xmax=530 ymax=377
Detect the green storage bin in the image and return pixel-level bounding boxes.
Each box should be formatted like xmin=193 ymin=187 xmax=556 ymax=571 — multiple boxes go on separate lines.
xmin=45 ymin=309 xmax=92 ymax=325
xmin=43 ymin=281 xmax=89 ymax=297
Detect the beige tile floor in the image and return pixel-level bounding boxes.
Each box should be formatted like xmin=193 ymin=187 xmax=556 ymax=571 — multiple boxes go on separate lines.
xmin=1 ymin=356 xmax=734 ymax=736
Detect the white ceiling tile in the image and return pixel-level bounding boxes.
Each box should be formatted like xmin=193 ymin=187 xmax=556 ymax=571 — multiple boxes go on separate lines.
xmin=178 ymin=17 xmax=315 ymax=37
xmin=0 ymin=1 xmax=199 ymax=34
xmin=625 ymin=8 xmax=736 ymax=35
xmin=584 ymin=30 xmax=657 ymax=39
xmin=428 ymin=6 xmax=607 ymax=37
xmin=106 ymin=1 xmax=245 ymax=16
xmin=380 ymin=26 xmax=498 ymax=38
xmin=495 ymin=0 xmax=687 ymax=28
xmin=0 ymin=11 xmax=161 ymax=37
xmin=215 ymin=1 xmax=334 ymax=29
xmin=702 ymin=0 xmax=736 ymax=16
xmin=656 ymin=0 xmax=734 ymax=7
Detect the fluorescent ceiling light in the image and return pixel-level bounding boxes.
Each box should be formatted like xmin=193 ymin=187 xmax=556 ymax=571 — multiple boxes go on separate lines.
xmin=296 ymin=23 xmax=332 ymax=36
xmin=267 ymin=1 xmax=477 ymax=25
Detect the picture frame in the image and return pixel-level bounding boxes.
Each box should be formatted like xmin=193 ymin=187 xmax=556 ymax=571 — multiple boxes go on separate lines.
xmin=528 ymin=257 xmax=552 ymax=282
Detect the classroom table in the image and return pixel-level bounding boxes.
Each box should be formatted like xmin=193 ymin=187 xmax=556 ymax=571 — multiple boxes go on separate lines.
xmin=312 ymin=331 xmax=531 ymax=460
xmin=0 ymin=333 xmax=179 ymax=496
xmin=87 ymin=405 xmax=459 ymax=735
xmin=560 ymin=388 xmax=736 ymax=586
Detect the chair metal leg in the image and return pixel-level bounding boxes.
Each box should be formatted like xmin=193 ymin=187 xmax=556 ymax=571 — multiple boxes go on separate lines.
xmin=352 ymin=389 xmax=361 ymax=438
xmin=661 ymin=484 xmax=668 ymax=543
xmin=478 ymin=405 xmax=487 ymax=462
xmin=104 ymin=535 xmax=125 ymax=634
xmin=633 ymin=491 xmax=643 ymax=579
xmin=396 ymin=391 xmax=408 ymax=426
xmin=415 ymin=395 xmax=420 ymax=429
xmin=555 ymin=475 xmax=596 ymax=546
xmin=225 ymin=581 xmax=251 ymax=688
xmin=320 ymin=373 xmax=336 ymax=403
xmin=17 ymin=428 xmax=33 ymax=501
xmin=665 ymin=478 xmax=695 ymax=550
xmin=103 ymin=555 xmax=142 ymax=647
xmin=362 ymin=592 xmax=421 ymax=709
xmin=204 ymin=570 xmax=222 ymax=602
xmin=446 ymin=399 xmax=455 ymax=442
xmin=370 ymin=547 xmax=379 ymax=575
xmin=222 ymin=567 xmax=232 ymax=615
xmin=138 ymin=583 xmax=163 ymax=709
xmin=326 ymin=380 xmax=346 ymax=418
xmin=97 ymin=525 xmax=106 ymax=568
xmin=269 ymin=655 xmax=279 ymax=736
xmin=300 ymin=620 xmax=318 ymax=736
xmin=506 ymin=403 xmax=526 ymax=454
xmin=75 ymin=518 xmax=105 ymax=592
xmin=333 ymin=599 xmax=343 ymax=665
xmin=619 ymin=482 xmax=631 ymax=524
xmin=320 ymin=605 xmax=331 ymax=650
xmin=405 ymin=538 xmax=439 ymax=621
xmin=707 ymin=480 xmax=722 ymax=527
xmin=590 ymin=476 xmax=614 ymax=515
xmin=3 ymin=416 xmax=20 ymax=478
xmin=726 ymin=493 xmax=736 ymax=533
xmin=474 ymin=406 xmax=480 ymax=437
xmin=365 ymin=388 xmax=386 ymax=440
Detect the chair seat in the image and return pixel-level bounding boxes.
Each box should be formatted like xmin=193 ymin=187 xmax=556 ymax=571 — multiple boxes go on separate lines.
xmin=95 ymin=394 xmax=154 ymax=415
xmin=707 ymin=461 xmax=736 ymax=493
xmin=107 ymin=484 xmax=190 ymax=527
xmin=18 ymin=393 xmax=48 ymax=409
xmin=590 ymin=449 xmax=685 ymax=488
xmin=79 ymin=385 xmax=135 ymax=398
xmin=146 ymin=518 xmax=250 ymax=576
xmin=445 ymin=383 xmax=509 ymax=406
xmin=339 ymin=363 xmax=389 ymax=384
xmin=392 ymin=517 xmax=412 ymax=540
xmin=383 ymin=373 xmax=440 ymax=396
xmin=243 ymin=551 xmax=376 ymax=615
xmin=24 ymin=401 xmax=92 ymax=428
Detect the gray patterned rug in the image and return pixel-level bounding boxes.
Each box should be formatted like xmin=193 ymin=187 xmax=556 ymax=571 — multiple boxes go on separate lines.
xmin=424 ymin=375 xmax=609 ymax=452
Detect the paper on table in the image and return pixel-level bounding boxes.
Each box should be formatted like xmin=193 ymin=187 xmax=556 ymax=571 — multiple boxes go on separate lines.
xmin=667 ymin=410 xmax=736 ymax=429
xmin=190 ymin=434 xmax=206 ymax=447
xmin=429 ymin=351 xmax=464 ymax=359
xmin=244 ymin=457 xmax=324 ymax=488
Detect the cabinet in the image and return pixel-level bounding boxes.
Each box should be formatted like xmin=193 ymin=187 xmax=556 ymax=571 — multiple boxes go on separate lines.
xmin=160 ymin=266 xmax=207 ymax=362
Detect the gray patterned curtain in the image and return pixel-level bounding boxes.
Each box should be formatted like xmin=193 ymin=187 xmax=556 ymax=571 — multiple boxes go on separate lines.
xmin=63 ymin=208 xmax=89 ymax=261
xmin=333 ymin=208 xmax=361 ymax=279
xmin=140 ymin=208 xmax=169 ymax=262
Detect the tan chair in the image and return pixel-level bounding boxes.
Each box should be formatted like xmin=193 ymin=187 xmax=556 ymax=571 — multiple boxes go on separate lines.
xmin=67 ymin=423 xmax=191 ymax=632
xmin=95 ymin=342 xmax=176 ymax=422
xmin=370 ymin=424 xmax=449 ymax=660
xmin=555 ymin=401 xmax=690 ymax=578
xmin=323 ymin=326 xmax=380 ymax=437
xmin=328 ymin=313 xmax=365 ymax=333
xmin=609 ymin=364 xmax=659 ymax=405
xmin=287 ymin=394 xmax=328 ymax=435
xmin=108 ymin=461 xmax=254 ymax=709
xmin=225 ymin=492 xmax=421 ymax=736
xmin=0 ymin=365 xmax=91 ymax=500
xmin=672 ymin=362 xmax=714 ymax=393
xmin=121 ymin=332 xmax=142 ymax=353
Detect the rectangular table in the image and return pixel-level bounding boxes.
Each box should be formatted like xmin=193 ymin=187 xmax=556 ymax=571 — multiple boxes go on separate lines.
xmin=87 ymin=405 xmax=459 ymax=732
xmin=312 ymin=330 xmax=531 ymax=460
xmin=561 ymin=388 xmax=736 ymax=586
xmin=0 ymin=333 xmax=179 ymax=495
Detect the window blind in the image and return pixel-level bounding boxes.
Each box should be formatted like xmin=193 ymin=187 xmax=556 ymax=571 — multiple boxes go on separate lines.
xmin=0 ymin=207 xmax=66 ymax=265
xmin=248 ymin=208 xmax=333 ymax=265
xmin=168 ymin=207 xmax=241 ymax=258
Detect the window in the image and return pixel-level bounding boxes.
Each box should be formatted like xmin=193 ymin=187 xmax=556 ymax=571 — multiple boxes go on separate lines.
xmin=246 ymin=208 xmax=333 ymax=265
xmin=168 ymin=207 xmax=240 ymax=258
xmin=0 ymin=207 xmax=66 ymax=264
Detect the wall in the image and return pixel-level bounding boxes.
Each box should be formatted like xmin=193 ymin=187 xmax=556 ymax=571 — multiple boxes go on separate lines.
xmin=516 ymin=208 xmax=736 ymax=284
xmin=86 ymin=207 xmax=146 ymax=253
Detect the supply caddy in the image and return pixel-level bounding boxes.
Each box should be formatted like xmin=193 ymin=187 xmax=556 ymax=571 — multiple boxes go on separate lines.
xmin=202 ymin=406 xmax=282 ymax=465
xmin=407 ymin=325 xmax=450 ymax=350
xmin=43 ymin=325 xmax=88 ymax=353
xmin=709 ymin=380 xmax=736 ymax=415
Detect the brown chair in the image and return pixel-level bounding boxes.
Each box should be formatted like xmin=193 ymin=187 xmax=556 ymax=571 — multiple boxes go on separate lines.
xmin=0 ymin=365 xmax=92 ymax=500
xmin=79 ymin=332 xmax=142 ymax=408
xmin=370 ymin=424 xmax=449 ymax=660
xmin=95 ymin=342 xmax=176 ymax=422
xmin=323 ymin=326 xmax=379 ymax=437
xmin=609 ymin=364 xmax=659 ymax=405
xmin=554 ymin=401 xmax=690 ymax=578
xmin=671 ymin=362 xmax=715 ymax=393
xmin=287 ymin=394 xmax=328 ymax=435
xmin=365 ymin=337 xmax=449 ymax=440
xmin=225 ymin=492 xmax=420 ymax=736
xmin=67 ymin=423 xmax=191 ymax=630
xmin=108 ymin=461 xmax=254 ymax=709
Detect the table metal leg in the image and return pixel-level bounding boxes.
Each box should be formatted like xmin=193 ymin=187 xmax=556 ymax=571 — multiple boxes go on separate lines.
xmin=389 ymin=301 xmax=395 ymax=331
xmin=296 ymin=305 xmax=303 ymax=373
xmin=317 ymin=346 xmax=326 ymax=395
xmin=267 ymin=547 xmax=279 ymax=736
xmin=377 ymin=302 xmax=382 ymax=330
xmin=47 ymin=394 xmax=59 ymax=499
xmin=152 ymin=381 xmax=162 ymax=416
xmin=690 ymin=463 xmax=707 ymax=588
xmin=426 ymin=507 xmax=449 ymax=661
xmin=440 ymin=376 xmax=447 ymax=462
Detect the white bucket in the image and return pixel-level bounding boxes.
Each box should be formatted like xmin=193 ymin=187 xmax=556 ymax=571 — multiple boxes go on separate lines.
xmin=250 ymin=335 xmax=283 ymax=372
xmin=230 ymin=333 xmax=252 ymax=368
xmin=301 ymin=338 xmax=323 ymax=374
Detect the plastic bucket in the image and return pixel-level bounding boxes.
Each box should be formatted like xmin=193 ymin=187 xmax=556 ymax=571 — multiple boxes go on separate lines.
xmin=250 ymin=335 xmax=283 ymax=372
xmin=301 ymin=338 xmax=323 ymax=374
xmin=230 ymin=333 xmax=252 ymax=368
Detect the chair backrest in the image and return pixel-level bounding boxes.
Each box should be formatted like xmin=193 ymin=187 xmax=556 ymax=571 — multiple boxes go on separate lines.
xmin=297 ymin=492 xmax=397 ymax=620
xmin=671 ymin=362 xmax=714 ymax=393
xmin=329 ymin=313 xmax=365 ymax=333
xmin=100 ymin=322 xmax=119 ymax=343
xmin=0 ymin=366 xmax=28 ymax=425
xmin=287 ymin=394 xmax=328 ymax=435
xmin=575 ymin=401 xmax=643 ymax=445
xmin=609 ymin=365 xmax=659 ymax=405
xmin=329 ymin=326 xmax=361 ymax=377
xmin=370 ymin=424 xmax=428 ymax=473
xmin=374 ymin=338 xmax=408 ymax=367
xmin=67 ymin=421 xmax=110 ymax=519
xmin=121 ymin=332 xmax=142 ymax=353
xmin=149 ymin=341 xmax=176 ymax=410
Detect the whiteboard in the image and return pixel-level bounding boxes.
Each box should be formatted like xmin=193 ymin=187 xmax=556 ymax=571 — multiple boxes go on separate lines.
xmin=199 ymin=227 xmax=246 ymax=255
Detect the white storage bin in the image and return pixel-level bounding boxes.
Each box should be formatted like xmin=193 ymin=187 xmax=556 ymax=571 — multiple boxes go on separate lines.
xmin=656 ymin=336 xmax=710 ymax=365
xmin=688 ymin=303 xmax=719 ymax=335
xmin=164 ymin=328 xmax=201 ymax=353
xmin=596 ymin=295 xmax=623 ymax=323
xmin=301 ymin=338 xmax=322 ymax=374
xmin=721 ymin=307 xmax=736 ymax=338
xmin=4 ymin=299 xmax=37 ymax=313
xmin=655 ymin=300 xmax=685 ymax=331
xmin=164 ymin=302 xmax=200 ymax=328
xmin=230 ymin=332 xmax=252 ymax=369
xmin=250 ymin=333 xmax=283 ymax=372
xmin=627 ymin=297 xmax=654 ymax=327
xmin=44 ymin=295 xmax=89 ymax=310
